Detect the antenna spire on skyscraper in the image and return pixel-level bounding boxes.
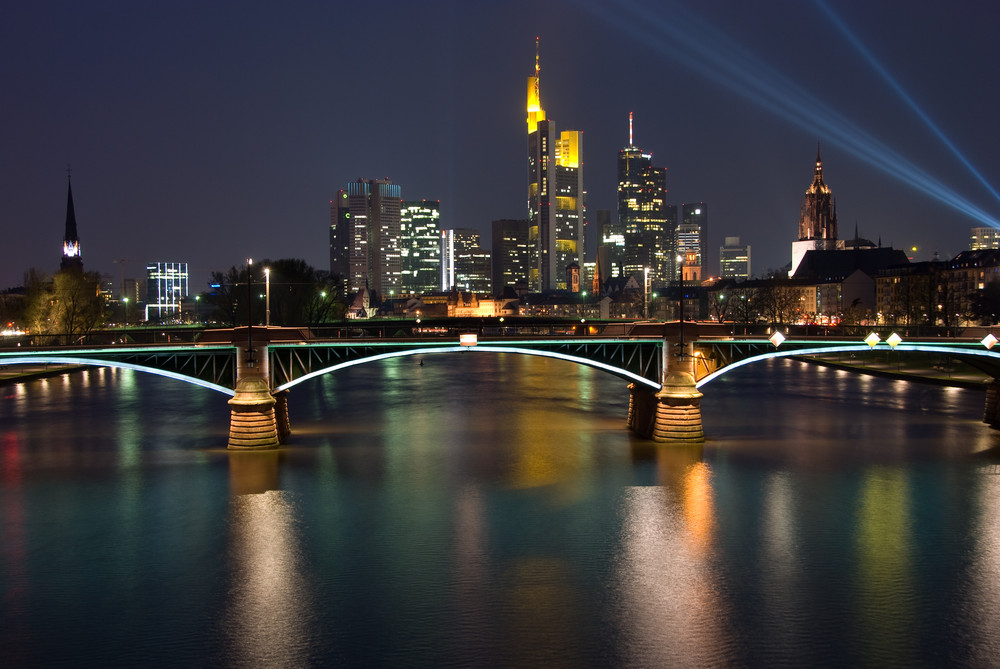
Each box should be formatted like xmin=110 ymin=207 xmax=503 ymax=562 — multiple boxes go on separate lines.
xmin=629 ymin=111 xmax=634 ymax=147
xmin=535 ymin=36 xmax=540 ymax=77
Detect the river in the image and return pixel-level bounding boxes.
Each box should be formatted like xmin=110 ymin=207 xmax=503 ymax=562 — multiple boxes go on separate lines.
xmin=2 ymin=354 xmax=999 ymax=667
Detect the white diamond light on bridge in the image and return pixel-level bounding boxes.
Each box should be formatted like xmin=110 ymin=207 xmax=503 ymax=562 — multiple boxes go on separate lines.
xmin=886 ymin=332 xmax=902 ymax=348
xmin=864 ymin=332 xmax=881 ymax=348
xmin=769 ymin=331 xmax=785 ymax=348
xmin=983 ymin=334 xmax=998 ymax=350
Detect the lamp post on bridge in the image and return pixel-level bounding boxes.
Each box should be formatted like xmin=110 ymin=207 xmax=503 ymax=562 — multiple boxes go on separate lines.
xmin=246 ymin=258 xmax=254 ymax=367
xmin=265 ymin=267 xmax=271 ymax=327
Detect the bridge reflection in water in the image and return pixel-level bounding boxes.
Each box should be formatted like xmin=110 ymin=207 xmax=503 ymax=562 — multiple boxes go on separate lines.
xmin=3 ymin=322 xmax=1000 ymax=448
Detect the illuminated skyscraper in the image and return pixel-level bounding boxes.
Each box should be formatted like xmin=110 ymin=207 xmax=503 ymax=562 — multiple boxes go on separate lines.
xmin=60 ymin=175 xmax=83 ymax=272
xmin=330 ymin=178 xmax=402 ymax=295
xmin=791 ymin=145 xmax=841 ymax=275
xmin=526 ymin=39 xmax=584 ymax=291
xmin=618 ymin=113 xmax=670 ymax=283
xmin=400 ymin=200 xmax=441 ymax=295
xmin=491 ymin=218 xmax=531 ymax=292
xmin=145 ymin=262 xmax=188 ymax=321
xmin=441 ymin=228 xmax=491 ymax=294
xmin=720 ymin=236 xmax=751 ymax=280
xmin=678 ymin=203 xmax=708 ymax=276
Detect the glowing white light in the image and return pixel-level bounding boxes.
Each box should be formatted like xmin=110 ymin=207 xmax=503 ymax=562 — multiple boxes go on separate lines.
xmin=0 ymin=356 xmax=234 ymax=395
xmin=886 ymin=332 xmax=902 ymax=348
xmin=864 ymin=332 xmax=881 ymax=348
xmin=983 ymin=334 xmax=998 ymax=349
xmin=769 ymin=331 xmax=785 ymax=347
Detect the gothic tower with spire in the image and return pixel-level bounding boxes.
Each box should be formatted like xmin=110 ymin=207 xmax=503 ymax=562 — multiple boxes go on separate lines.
xmin=798 ymin=145 xmax=838 ymax=242
xmin=60 ymin=174 xmax=83 ymax=272
xmin=790 ymin=145 xmax=842 ymax=276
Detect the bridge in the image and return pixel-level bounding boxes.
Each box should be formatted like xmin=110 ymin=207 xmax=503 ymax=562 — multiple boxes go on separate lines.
xmin=4 ymin=322 xmax=1000 ymax=446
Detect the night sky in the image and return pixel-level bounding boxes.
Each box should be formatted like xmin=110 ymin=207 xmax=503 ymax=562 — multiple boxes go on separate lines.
xmin=2 ymin=0 xmax=998 ymax=292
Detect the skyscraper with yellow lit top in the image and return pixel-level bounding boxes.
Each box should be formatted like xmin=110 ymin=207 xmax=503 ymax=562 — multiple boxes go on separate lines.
xmin=526 ymin=39 xmax=584 ymax=292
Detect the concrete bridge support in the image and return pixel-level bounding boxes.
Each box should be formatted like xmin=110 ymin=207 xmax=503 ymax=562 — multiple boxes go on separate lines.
xmin=984 ymin=379 xmax=1000 ymax=427
xmin=228 ymin=339 xmax=280 ymax=449
xmin=627 ymin=338 xmax=704 ymax=443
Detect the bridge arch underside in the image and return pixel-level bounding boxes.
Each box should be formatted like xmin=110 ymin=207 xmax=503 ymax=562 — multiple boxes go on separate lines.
xmin=0 ymin=356 xmax=236 ymax=395
xmin=271 ymin=345 xmax=663 ymax=393
xmin=696 ymin=344 xmax=1000 ymax=388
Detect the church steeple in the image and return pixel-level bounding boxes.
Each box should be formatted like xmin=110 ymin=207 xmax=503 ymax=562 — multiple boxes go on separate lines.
xmin=61 ymin=172 xmax=83 ymax=271
xmin=798 ymin=144 xmax=837 ymax=241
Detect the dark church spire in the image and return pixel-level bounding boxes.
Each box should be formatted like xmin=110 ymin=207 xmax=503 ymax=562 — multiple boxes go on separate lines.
xmin=61 ymin=171 xmax=83 ymax=271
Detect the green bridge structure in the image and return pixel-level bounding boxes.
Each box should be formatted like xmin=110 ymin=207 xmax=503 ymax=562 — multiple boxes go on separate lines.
xmin=5 ymin=321 xmax=1000 ymax=447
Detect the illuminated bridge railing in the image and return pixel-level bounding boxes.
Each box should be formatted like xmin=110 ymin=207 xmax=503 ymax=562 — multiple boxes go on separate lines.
xmin=268 ymin=338 xmax=664 ymax=390
xmin=0 ymin=345 xmax=237 ymax=391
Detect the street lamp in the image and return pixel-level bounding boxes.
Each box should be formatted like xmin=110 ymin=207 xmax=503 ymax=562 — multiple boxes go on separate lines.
xmin=676 ymin=254 xmax=685 ymax=350
xmin=264 ymin=267 xmax=271 ymax=327
xmin=246 ymin=258 xmax=254 ymax=366
xmin=122 ymin=297 xmax=129 ymax=327
xmin=643 ymin=267 xmax=650 ymax=319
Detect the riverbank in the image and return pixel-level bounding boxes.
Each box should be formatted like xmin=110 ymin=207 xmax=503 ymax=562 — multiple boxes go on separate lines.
xmin=796 ymin=355 xmax=990 ymax=390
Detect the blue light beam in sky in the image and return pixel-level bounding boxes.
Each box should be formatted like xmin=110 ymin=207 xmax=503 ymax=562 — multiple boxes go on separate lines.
xmin=813 ymin=0 xmax=1000 ymax=208
xmin=575 ymin=0 xmax=1000 ymax=228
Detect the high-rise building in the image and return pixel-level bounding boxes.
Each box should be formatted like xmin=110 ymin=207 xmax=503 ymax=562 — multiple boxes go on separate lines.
xmin=441 ymin=228 xmax=491 ymax=294
xmin=491 ymin=218 xmax=531 ymax=292
xmin=400 ymin=200 xmax=441 ymax=295
xmin=618 ymin=113 xmax=671 ymax=284
xmin=720 ymin=236 xmax=751 ymax=280
xmin=791 ymin=146 xmax=841 ymax=276
xmin=145 ymin=262 xmax=188 ymax=321
xmin=330 ymin=178 xmax=402 ymax=296
xmin=971 ymin=227 xmax=1000 ymax=250
xmin=61 ymin=175 xmax=83 ymax=272
xmin=526 ymin=39 xmax=585 ymax=292
xmin=678 ymin=203 xmax=708 ymax=276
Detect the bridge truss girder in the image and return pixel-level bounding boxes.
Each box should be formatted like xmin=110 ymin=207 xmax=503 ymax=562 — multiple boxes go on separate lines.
xmin=268 ymin=339 xmax=664 ymax=389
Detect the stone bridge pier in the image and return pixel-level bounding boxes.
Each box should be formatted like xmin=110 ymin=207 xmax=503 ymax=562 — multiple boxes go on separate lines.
xmin=227 ymin=327 xmax=287 ymax=449
xmin=627 ymin=337 xmax=704 ymax=443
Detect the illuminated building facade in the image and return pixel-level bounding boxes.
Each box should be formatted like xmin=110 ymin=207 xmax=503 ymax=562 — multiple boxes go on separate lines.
xmin=400 ymin=200 xmax=441 ymax=295
xmin=330 ymin=178 xmax=402 ymax=296
xmin=526 ymin=40 xmax=585 ymax=291
xmin=678 ymin=203 xmax=708 ymax=276
xmin=61 ymin=176 xmax=83 ymax=272
xmin=791 ymin=146 xmax=842 ymax=276
xmin=145 ymin=262 xmax=188 ymax=321
xmin=491 ymin=218 xmax=531 ymax=292
xmin=441 ymin=228 xmax=491 ymax=294
xmin=720 ymin=236 xmax=751 ymax=280
xmin=618 ymin=113 xmax=671 ymax=283
xmin=971 ymin=226 xmax=1000 ymax=250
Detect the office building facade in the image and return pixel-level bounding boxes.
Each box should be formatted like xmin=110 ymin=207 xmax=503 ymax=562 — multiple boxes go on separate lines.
xmin=971 ymin=227 xmax=1000 ymax=250
xmin=400 ymin=200 xmax=441 ymax=295
xmin=330 ymin=178 xmax=402 ymax=296
xmin=491 ymin=218 xmax=531 ymax=292
xmin=441 ymin=228 xmax=491 ymax=294
xmin=526 ymin=40 xmax=585 ymax=291
xmin=618 ymin=113 xmax=671 ymax=284
xmin=720 ymin=236 xmax=751 ymax=280
xmin=145 ymin=262 xmax=188 ymax=321
xmin=678 ymin=203 xmax=708 ymax=276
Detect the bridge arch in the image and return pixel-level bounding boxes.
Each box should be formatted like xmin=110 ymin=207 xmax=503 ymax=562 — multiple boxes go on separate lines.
xmin=0 ymin=356 xmax=235 ymax=395
xmin=273 ymin=345 xmax=663 ymax=393
xmin=696 ymin=343 xmax=1000 ymax=388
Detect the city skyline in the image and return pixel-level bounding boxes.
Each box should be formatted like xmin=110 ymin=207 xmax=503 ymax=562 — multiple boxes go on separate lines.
xmin=2 ymin=0 xmax=997 ymax=291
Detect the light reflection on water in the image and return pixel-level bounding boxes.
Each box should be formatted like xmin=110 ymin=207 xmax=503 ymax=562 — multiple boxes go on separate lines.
xmin=3 ymin=355 xmax=1000 ymax=665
